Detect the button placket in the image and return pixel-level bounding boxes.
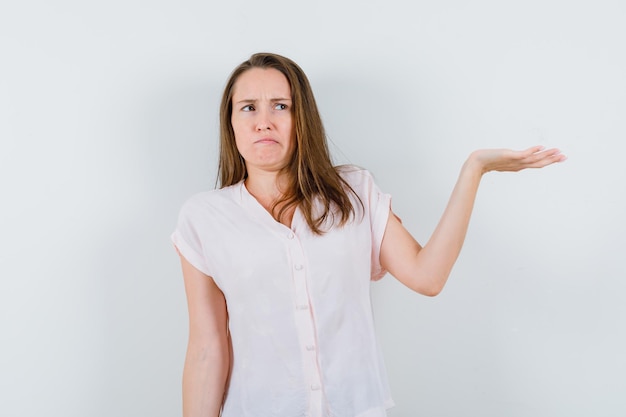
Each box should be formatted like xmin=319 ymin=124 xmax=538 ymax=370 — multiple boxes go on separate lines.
xmin=286 ymin=232 xmax=324 ymax=417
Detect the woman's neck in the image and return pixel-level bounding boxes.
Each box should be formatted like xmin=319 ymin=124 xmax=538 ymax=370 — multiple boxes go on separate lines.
xmin=245 ymin=169 xmax=294 ymax=227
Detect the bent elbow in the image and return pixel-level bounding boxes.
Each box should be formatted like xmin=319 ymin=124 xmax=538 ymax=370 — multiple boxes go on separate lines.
xmin=395 ymin=269 xmax=449 ymax=297
xmin=409 ymin=276 xmax=446 ymax=297
xmin=420 ymin=285 xmax=444 ymax=297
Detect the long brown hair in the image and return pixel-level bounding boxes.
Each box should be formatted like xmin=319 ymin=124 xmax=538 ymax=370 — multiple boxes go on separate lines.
xmin=218 ymin=52 xmax=361 ymax=234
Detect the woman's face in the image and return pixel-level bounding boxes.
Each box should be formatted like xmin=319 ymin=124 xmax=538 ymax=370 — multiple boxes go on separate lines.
xmin=231 ymin=67 xmax=295 ymax=176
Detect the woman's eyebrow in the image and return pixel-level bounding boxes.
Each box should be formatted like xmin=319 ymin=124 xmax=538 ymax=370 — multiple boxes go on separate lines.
xmin=234 ymin=98 xmax=255 ymax=105
xmin=234 ymin=97 xmax=292 ymax=104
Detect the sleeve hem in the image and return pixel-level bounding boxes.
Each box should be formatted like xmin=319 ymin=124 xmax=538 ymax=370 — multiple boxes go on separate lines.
xmin=171 ymin=230 xmax=213 ymax=277
xmin=371 ymin=192 xmax=392 ymax=281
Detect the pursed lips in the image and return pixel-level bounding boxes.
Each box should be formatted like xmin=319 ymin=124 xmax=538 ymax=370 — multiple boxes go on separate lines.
xmin=254 ymin=138 xmax=279 ymax=145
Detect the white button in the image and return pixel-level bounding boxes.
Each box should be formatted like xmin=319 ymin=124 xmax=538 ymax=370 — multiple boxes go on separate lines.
xmin=287 ymin=232 xmax=294 ymax=239
xmin=311 ymin=383 xmax=321 ymax=391
xmin=306 ymin=344 xmax=315 ymax=351
xmin=296 ymin=304 xmax=309 ymax=310
xmin=295 ymin=264 xmax=303 ymax=271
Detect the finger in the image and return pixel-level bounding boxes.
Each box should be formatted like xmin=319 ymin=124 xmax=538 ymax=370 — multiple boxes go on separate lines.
xmin=509 ymin=146 xmax=545 ymax=163
xmin=525 ymin=150 xmax=566 ymax=168
xmin=520 ymin=145 xmax=546 ymax=158
xmin=521 ymin=147 xmax=562 ymax=164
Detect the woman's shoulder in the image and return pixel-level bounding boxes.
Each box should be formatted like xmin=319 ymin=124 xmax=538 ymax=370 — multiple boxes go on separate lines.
xmin=178 ymin=183 xmax=242 ymax=215
xmin=335 ymin=164 xmax=378 ymax=187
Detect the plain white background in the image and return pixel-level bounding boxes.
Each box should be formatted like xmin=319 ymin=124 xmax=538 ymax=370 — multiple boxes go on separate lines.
xmin=1 ymin=1 xmax=624 ymax=416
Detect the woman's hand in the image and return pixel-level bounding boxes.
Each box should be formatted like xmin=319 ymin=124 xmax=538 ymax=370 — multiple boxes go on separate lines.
xmin=468 ymin=146 xmax=566 ymax=175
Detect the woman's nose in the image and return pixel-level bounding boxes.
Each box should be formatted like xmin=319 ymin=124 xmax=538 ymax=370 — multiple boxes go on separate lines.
xmin=256 ymin=122 xmax=270 ymax=131
xmin=255 ymin=108 xmax=272 ymax=131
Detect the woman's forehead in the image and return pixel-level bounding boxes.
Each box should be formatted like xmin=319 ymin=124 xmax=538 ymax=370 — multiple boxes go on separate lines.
xmin=232 ymin=68 xmax=291 ymax=100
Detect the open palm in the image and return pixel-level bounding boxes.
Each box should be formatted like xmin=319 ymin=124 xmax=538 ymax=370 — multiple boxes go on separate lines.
xmin=471 ymin=146 xmax=566 ymax=174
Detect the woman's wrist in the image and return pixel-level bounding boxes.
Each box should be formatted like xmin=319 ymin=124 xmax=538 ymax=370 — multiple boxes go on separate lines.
xmin=464 ymin=151 xmax=488 ymax=177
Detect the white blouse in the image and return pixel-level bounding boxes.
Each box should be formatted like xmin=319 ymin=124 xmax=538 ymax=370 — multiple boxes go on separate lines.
xmin=172 ymin=167 xmax=394 ymax=417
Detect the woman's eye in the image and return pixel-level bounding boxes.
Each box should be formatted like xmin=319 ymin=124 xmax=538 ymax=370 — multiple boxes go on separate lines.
xmin=274 ymin=103 xmax=287 ymax=110
xmin=242 ymin=105 xmax=255 ymax=112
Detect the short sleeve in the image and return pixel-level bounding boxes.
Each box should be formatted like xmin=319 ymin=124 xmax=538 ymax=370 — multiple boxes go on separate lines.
xmin=339 ymin=168 xmax=392 ymax=281
xmin=364 ymin=172 xmax=392 ymax=281
xmin=171 ymin=197 xmax=213 ymax=277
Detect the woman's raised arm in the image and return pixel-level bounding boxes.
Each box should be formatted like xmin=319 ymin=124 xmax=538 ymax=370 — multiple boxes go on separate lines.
xmin=380 ymin=146 xmax=565 ymax=296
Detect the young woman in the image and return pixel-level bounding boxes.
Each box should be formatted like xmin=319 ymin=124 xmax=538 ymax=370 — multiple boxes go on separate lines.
xmin=172 ymin=52 xmax=565 ymax=417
